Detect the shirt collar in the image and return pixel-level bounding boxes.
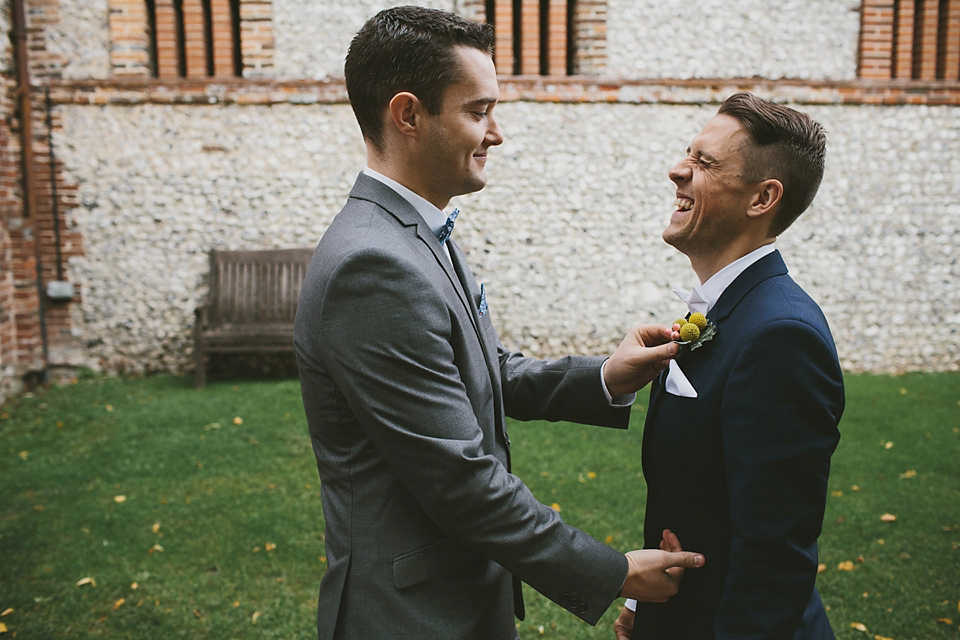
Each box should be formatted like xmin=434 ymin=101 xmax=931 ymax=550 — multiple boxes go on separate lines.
xmin=689 ymin=243 xmax=777 ymax=314
xmin=363 ymin=167 xmax=451 ymax=239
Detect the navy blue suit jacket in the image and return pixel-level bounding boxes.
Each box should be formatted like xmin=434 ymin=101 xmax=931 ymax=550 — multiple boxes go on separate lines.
xmin=634 ymin=251 xmax=844 ymax=640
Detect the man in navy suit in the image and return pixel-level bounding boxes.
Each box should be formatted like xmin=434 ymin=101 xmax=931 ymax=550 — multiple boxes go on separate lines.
xmin=616 ymin=92 xmax=845 ymax=639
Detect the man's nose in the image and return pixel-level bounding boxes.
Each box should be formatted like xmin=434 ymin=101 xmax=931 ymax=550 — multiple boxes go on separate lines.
xmin=486 ymin=114 xmax=504 ymax=147
xmin=668 ymin=161 xmax=689 ymax=184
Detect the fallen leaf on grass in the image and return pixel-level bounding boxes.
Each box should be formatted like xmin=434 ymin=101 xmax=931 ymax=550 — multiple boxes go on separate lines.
xmin=936 ymin=618 xmax=953 ymax=624
xmin=114 ymin=495 xmax=126 ymax=503
xmin=114 ymin=598 xmax=124 ymax=610
xmin=550 ymin=503 xmax=561 ymax=512
xmin=233 ymin=416 xmax=243 ymax=425
xmin=831 ymin=490 xmax=843 ymax=497
xmin=0 ymin=609 xmax=11 ymax=617
xmin=193 ymin=609 xmax=203 ymax=619
xmin=18 ymin=451 xmax=27 ymax=461
xmin=605 ymin=535 xmax=614 ymax=544
xmin=884 ymin=441 xmax=893 ymax=449
xmin=587 ymin=471 xmax=597 ymax=479
xmin=151 ymin=523 xmax=160 ymax=533
xmin=147 ymin=544 xmax=164 ymax=554
xmin=265 ymin=542 xmax=277 ymax=551
xmin=131 ymin=582 xmax=138 ymax=590
xmin=899 ymin=470 xmax=916 ymax=479
xmin=851 ymin=622 xmax=868 ymax=632
xmin=76 ymin=577 xmax=96 ymax=587
xmin=817 ymin=564 xmax=826 ymax=573
xmin=873 ymin=635 xmax=894 ymax=640
xmin=880 ymin=513 xmax=897 ymax=522
xmin=0 ymin=622 xmax=7 ymax=633
xmin=252 ymin=611 xmax=262 ymax=624
xmin=838 ymin=561 xmax=856 ymax=571
xmin=852 ymin=485 xmax=860 ymax=491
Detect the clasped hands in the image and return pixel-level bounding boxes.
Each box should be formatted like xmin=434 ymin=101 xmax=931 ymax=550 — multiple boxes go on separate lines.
xmin=604 ymin=324 xmax=680 ymax=399
xmin=619 ymin=529 xmax=704 ymax=603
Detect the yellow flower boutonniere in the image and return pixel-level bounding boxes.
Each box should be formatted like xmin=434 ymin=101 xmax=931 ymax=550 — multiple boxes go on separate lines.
xmin=673 ymin=312 xmax=717 ymax=354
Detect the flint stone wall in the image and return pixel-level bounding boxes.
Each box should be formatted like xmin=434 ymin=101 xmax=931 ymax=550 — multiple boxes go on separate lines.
xmin=606 ymin=0 xmax=862 ymax=80
xmin=57 ymin=101 xmax=960 ymax=374
xmin=51 ymin=0 xmax=863 ymax=81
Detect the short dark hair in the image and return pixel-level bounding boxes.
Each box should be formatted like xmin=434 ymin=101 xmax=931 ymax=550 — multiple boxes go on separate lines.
xmin=344 ymin=6 xmax=495 ymax=153
xmin=718 ymin=92 xmax=827 ymax=236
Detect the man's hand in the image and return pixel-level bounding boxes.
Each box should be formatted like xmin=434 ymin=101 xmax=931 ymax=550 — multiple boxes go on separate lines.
xmin=614 ymin=606 xmax=635 ymax=640
xmin=619 ymin=546 xmax=704 ymax=603
xmin=604 ymin=324 xmax=680 ymax=398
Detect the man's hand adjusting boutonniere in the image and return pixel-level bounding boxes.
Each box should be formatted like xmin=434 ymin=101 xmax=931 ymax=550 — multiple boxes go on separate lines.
xmin=603 ymin=324 xmax=681 ymax=398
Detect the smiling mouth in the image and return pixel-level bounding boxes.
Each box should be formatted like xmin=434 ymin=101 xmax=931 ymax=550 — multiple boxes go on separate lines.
xmin=675 ymin=197 xmax=693 ymax=211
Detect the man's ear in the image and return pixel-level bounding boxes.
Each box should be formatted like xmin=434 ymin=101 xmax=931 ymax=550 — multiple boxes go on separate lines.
xmin=747 ymin=179 xmax=784 ymax=219
xmin=387 ymin=92 xmax=421 ymax=139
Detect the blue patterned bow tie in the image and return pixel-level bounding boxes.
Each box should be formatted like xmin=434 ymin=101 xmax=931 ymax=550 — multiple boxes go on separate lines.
xmin=437 ymin=208 xmax=459 ymax=245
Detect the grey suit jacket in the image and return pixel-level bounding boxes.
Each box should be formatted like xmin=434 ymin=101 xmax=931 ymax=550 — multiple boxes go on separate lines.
xmin=294 ymin=174 xmax=629 ymax=639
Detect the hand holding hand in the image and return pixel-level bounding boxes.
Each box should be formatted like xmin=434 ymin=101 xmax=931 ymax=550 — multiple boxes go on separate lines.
xmin=604 ymin=324 xmax=680 ymax=398
xmin=619 ymin=543 xmax=703 ymax=603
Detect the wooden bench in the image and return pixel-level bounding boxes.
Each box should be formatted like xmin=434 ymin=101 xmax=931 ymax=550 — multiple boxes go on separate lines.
xmin=194 ymin=248 xmax=314 ymax=388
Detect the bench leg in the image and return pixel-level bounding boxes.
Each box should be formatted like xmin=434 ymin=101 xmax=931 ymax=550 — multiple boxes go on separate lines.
xmin=194 ymin=324 xmax=206 ymax=389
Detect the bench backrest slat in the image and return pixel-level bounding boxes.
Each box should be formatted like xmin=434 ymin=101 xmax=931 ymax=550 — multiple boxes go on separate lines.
xmin=207 ymin=248 xmax=314 ymax=326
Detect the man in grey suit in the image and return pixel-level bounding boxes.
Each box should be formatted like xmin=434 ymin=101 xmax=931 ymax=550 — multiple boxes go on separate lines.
xmin=294 ymin=7 xmax=704 ymax=639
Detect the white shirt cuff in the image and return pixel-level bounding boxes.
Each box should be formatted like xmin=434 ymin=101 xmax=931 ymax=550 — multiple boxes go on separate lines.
xmin=600 ymin=359 xmax=636 ymax=407
xmin=624 ymin=598 xmax=637 ymax=612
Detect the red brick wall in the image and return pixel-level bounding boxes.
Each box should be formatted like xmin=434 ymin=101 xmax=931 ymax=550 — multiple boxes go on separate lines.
xmin=3 ymin=0 xmax=85 ymax=390
xmin=110 ymin=0 xmax=268 ymax=78
xmin=476 ymin=0 xmax=605 ymax=76
xmin=0 ymin=69 xmax=19 ymax=394
xmin=860 ymin=0 xmax=960 ymax=80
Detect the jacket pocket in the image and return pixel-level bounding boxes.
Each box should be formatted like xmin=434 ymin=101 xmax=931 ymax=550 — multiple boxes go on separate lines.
xmin=392 ymin=537 xmax=484 ymax=589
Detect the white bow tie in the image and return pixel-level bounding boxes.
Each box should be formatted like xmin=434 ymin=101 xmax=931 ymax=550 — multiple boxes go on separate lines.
xmin=672 ymin=286 xmax=710 ymax=315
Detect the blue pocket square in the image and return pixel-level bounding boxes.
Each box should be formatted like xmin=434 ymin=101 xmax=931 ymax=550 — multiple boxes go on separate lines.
xmin=478 ymin=283 xmax=488 ymax=317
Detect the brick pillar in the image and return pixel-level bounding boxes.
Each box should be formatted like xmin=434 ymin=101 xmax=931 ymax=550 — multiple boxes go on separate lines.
xmin=546 ymin=0 xmax=568 ymax=76
xmin=493 ymin=0 xmax=515 ymax=75
xmin=916 ymin=0 xmax=941 ymax=79
xmin=29 ymin=96 xmax=85 ymax=371
xmin=183 ymin=0 xmax=209 ymax=77
xmin=519 ymin=0 xmax=541 ymax=75
xmin=239 ymin=0 xmax=274 ymax=77
xmin=0 ymin=73 xmax=19 ymax=400
xmin=109 ymin=0 xmax=151 ymax=76
xmin=211 ymin=0 xmax=237 ymax=77
xmin=945 ymin=0 xmax=960 ymax=80
xmin=573 ymin=0 xmax=607 ymax=75
xmin=859 ymin=0 xmax=895 ymax=78
xmin=154 ymin=0 xmax=181 ymax=77
xmin=894 ymin=0 xmax=916 ymax=78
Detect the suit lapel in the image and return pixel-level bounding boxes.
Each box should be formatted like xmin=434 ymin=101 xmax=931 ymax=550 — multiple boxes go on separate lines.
xmin=709 ymin=250 xmax=789 ymax=323
xmin=348 ymin=174 xmax=480 ymax=336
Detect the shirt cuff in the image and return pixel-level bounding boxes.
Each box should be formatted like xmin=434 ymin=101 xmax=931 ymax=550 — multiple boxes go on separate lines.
xmin=624 ymin=598 xmax=637 ymax=612
xmin=600 ymin=359 xmax=636 ymax=407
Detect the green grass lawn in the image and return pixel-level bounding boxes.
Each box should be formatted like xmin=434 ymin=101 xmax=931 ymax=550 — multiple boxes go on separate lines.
xmin=1 ymin=371 xmax=957 ymax=639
